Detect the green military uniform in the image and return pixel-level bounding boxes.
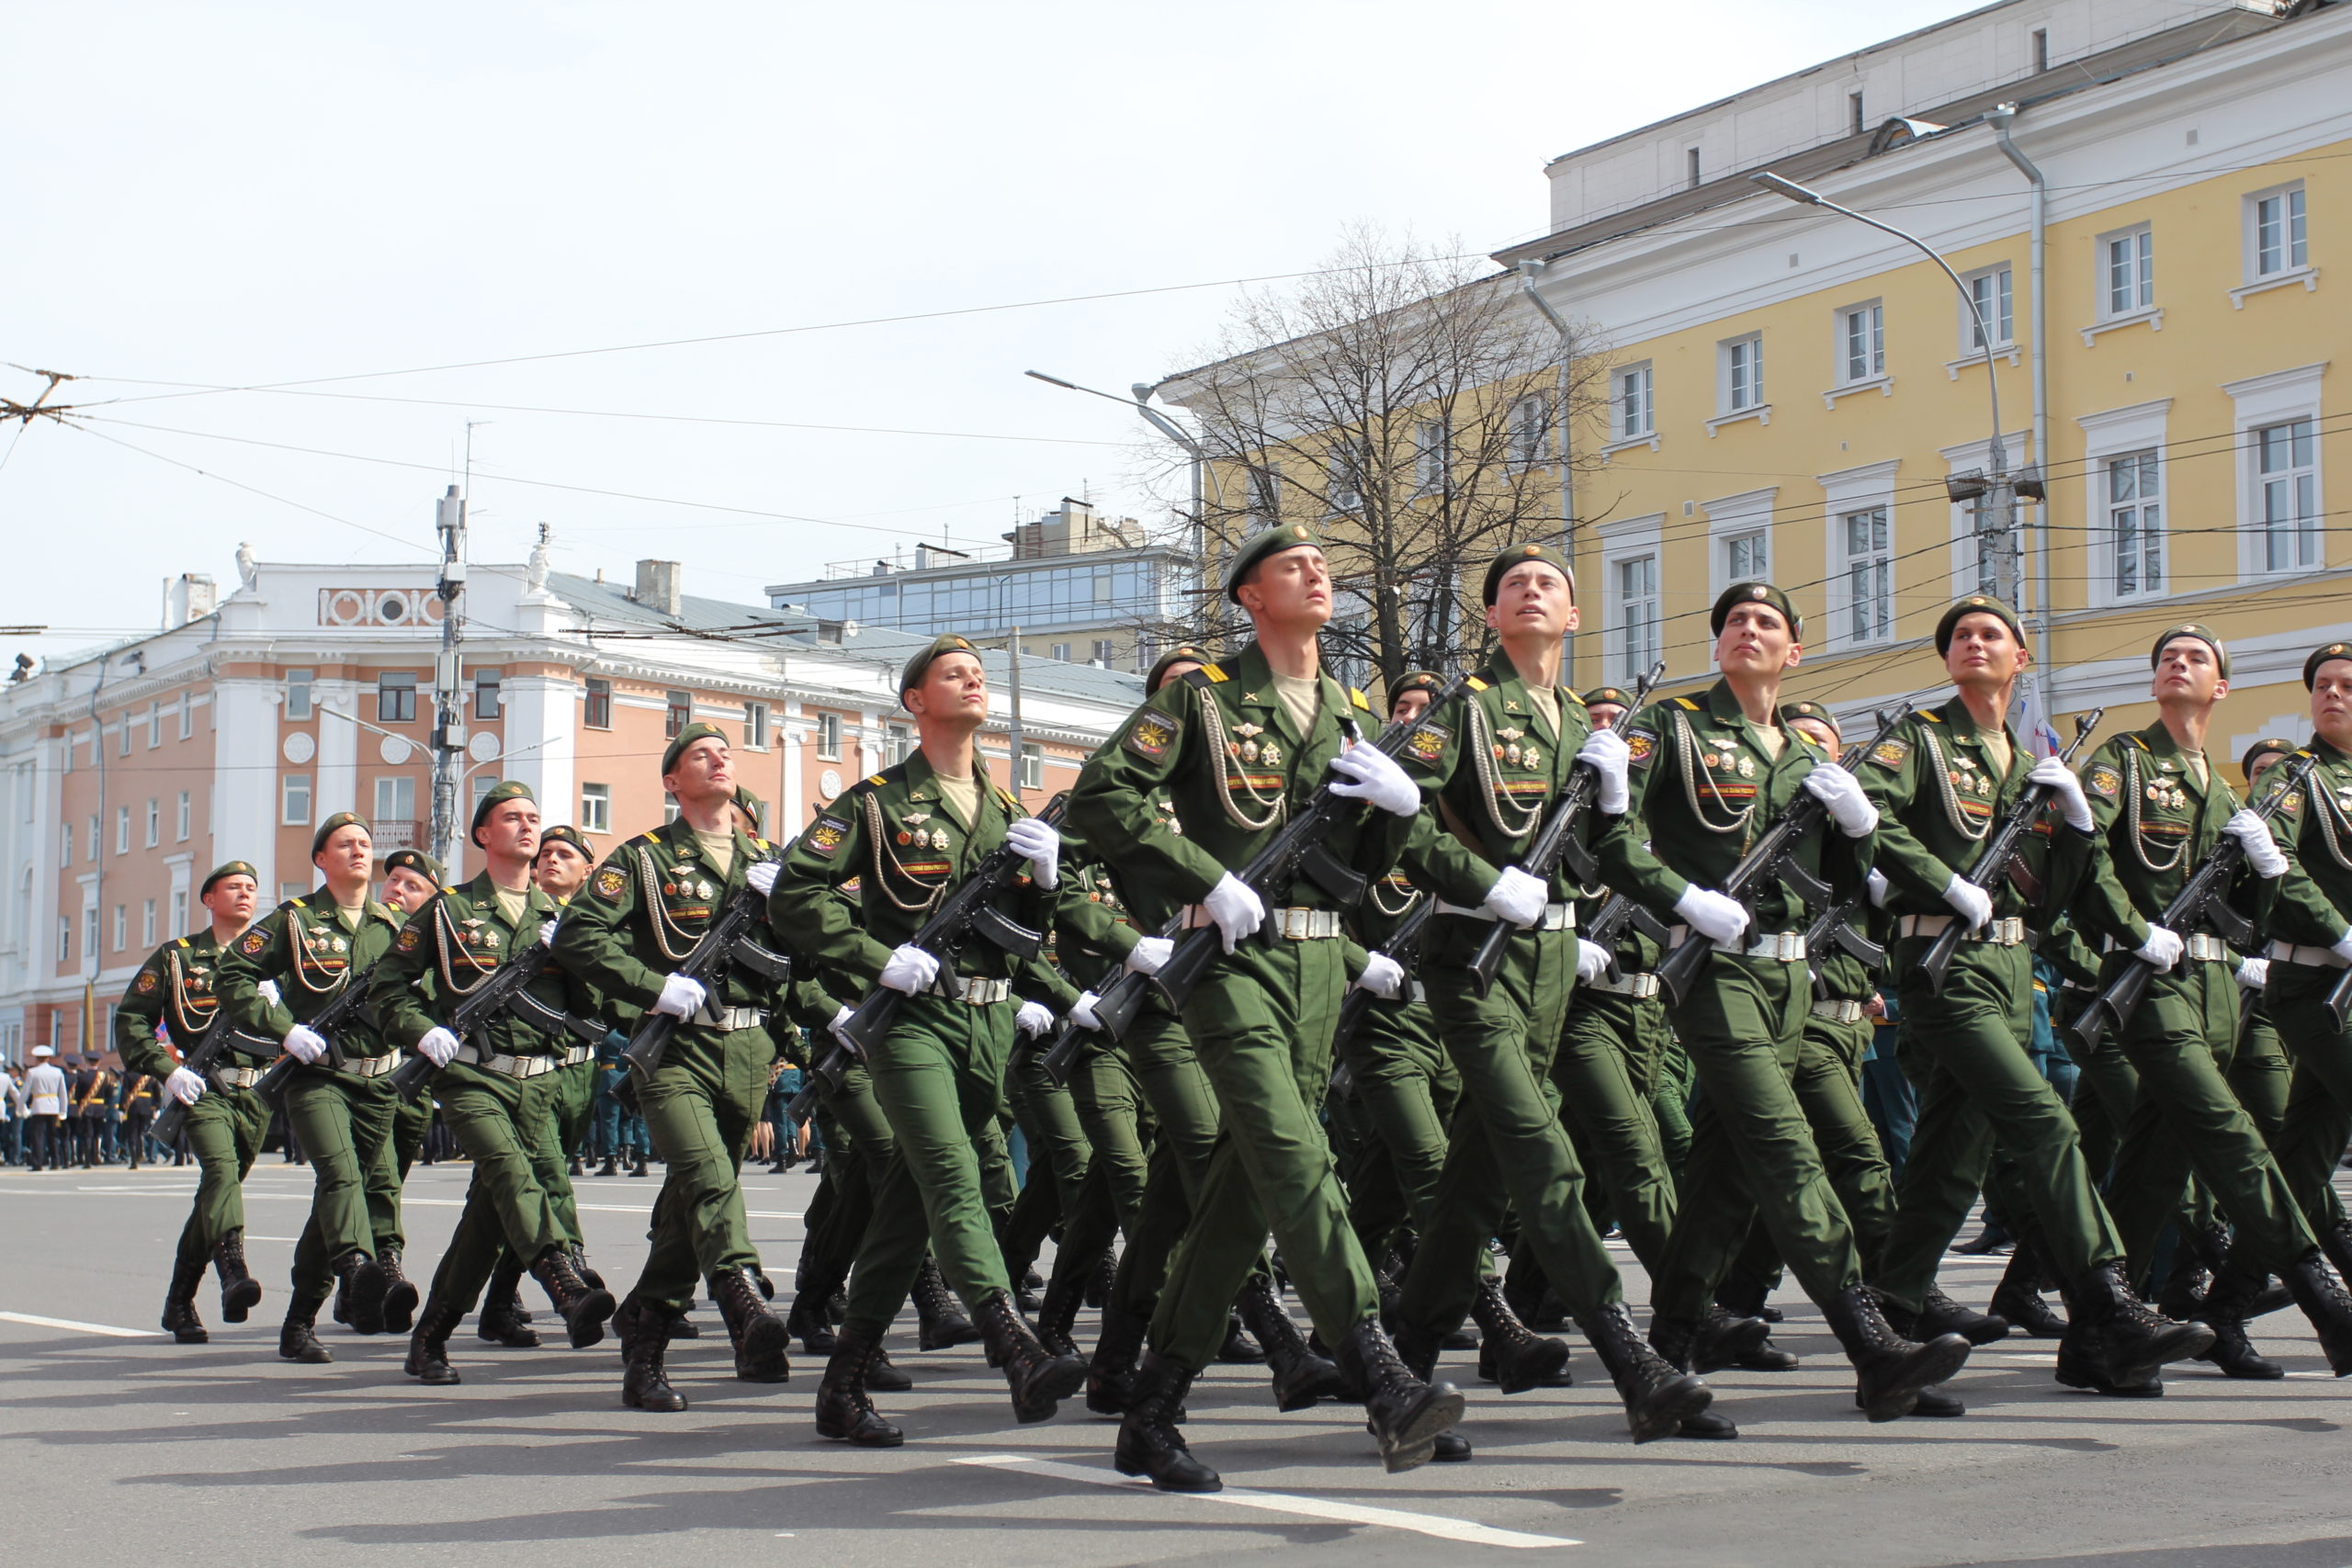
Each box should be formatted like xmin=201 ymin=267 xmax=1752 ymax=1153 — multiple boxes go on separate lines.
xmin=776 ymin=967 xmax=901 ymax=1347
xmin=1550 ymin=886 xmax=1676 ymax=1273
xmin=1861 ymin=694 xmax=2123 ymax=1312
xmin=1337 ymin=872 xmax=1462 ymax=1268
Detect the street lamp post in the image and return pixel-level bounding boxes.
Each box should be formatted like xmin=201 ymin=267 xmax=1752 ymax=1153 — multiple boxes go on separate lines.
xmin=1024 ymin=368 xmax=1209 ymax=572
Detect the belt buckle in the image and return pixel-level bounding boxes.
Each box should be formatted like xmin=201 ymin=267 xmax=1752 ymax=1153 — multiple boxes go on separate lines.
xmin=1280 ymin=908 xmax=1309 ymax=942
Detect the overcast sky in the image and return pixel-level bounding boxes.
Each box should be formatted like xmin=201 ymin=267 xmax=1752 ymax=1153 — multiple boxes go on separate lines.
xmin=3 ymin=0 xmax=1971 ymax=666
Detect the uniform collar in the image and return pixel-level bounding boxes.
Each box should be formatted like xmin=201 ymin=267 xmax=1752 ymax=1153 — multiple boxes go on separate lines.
xmin=461 ymin=868 xmax=552 ymax=927
xmin=905 ymin=744 xmax=992 ymax=832
xmin=1935 ymin=697 xmax=2024 ymax=778
xmin=2135 ymin=719 xmax=2213 ymax=800
xmin=658 ymin=809 xmax=756 ymax=873
xmin=1485 ymin=649 xmax=1563 ymax=745
xmin=1227 ymin=639 xmax=1345 ymax=750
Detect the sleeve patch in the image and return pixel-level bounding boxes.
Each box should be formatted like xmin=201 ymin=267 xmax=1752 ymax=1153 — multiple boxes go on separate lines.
xmin=1625 ymin=729 xmax=1657 ymax=766
xmin=2278 ymin=790 xmax=2304 ymax=817
xmin=237 ymin=928 xmax=269 ymax=955
xmin=1868 ymin=739 xmax=1910 ymax=769
xmin=2086 ymin=766 xmax=2122 ymax=799
xmin=135 ymin=971 xmax=159 ymax=994
xmin=1124 ymin=713 xmax=1175 ymax=761
xmin=804 ymin=817 xmax=850 ymax=857
xmin=1405 ymin=724 xmax=1450 ymax=764
xmin=395 ymin=926 xmax=422 ymax=953
xmin=593 ymin=865 xmax=630 ymax=900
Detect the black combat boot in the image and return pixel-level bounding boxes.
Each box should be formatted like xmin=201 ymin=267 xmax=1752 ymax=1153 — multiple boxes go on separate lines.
xmin=334 ymin=1249 xmax=389 ymax=1335
xmin=912 ymin=1258 xmax=978 ymax=1350
xmin=1858 ymin=1385 xmax=1964 ymax=1416
xmin=1823 ymin=1284 xmax=1972 ymax=1421
xmin=211 ymin=1228 xmax=262 ymax=1324
xmin=527 ymin=1248 xmax=617 ymax=1350
xmin=1088 ymin=1304 xmax=1148 ymax=1416
xmin=1087 ymin=1249 xmax=1115 ymax=1311
xmin=1697 ymin=1304 xmax=1797 ymax=1371
xmin=1236 ymin=1272 xmax=1346 ymax=1412
xmin=403 ymin=1297 xmax=464 ymax=1385
xmin=2156 ymin=1234 xmax=2215 ymax=1323
xmin=615 ymin=1297 xmax=688 ymax=1412
xmin=2197 ymin=1262 xmax=2285 ymax=1380
xmin=378 ymin=1250 xmax=418 ymax=1335
xmin=478 ymin=1255 xmax=541 ymax=1348
xmin=595 ymin=1154 xmax=618 ymax=1178
xmin=1035 ymin=1270 xmax=1084 ymax=1359
xmin=786 ymin=1278 xmax=842 ymax=1355
xmin=569 ymin=1244 xmax=605 ymax=1293
xmin=279 ymin=1292 xmax=334 ymax=1363
xmin=1115 ymin=1351 xmax=1220 ymax=1493
xmin=667 ymin=1306 xmax=702 ymax=1339
xmin=710 ymin=1267 xmax=790 ymax=1381
xmin=1335 ymin=1318 xmax=1465 ymax=1474
xmin=1989 ymin=1247 xmax=2068 ymax=1338
xmin=2057 ymin=1261 xmax=2215 ymax=1392
xmin=568 ymin=1155 xmax=584 ymax=1178
xmin=1910 ymin=1285 xmax=2008 ymax=1346
xmin=974 ymin=1291 xmax=1087 ymax=1425
xmin=865 ymin=1344 xmax=912 ymax=1392
xmin=1216 ymin=1310 xmax=1265 ymax=1364
xmin=1470 ymin=1278 xmax=1571 ymax=1393
xmin=815 ymin=1321 xmax=903 ymax=1446
xmin=163 ymin=1256 xmax=209 ymax=1344
xmin=1641 ymin=1314 xmax=1738 ymax=1438
xmin=1574 ymin=1304 xmax=1711 ymax=1442
xmin=2281 ymin=1248 xmax=2352 ymax=1376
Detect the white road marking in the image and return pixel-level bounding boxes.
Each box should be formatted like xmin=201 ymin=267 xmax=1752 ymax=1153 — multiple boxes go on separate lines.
xmin=954 ymin=1454 xmax=1579 ymax=1551
xmin=0 ymin=1311 xmax=164 ymax=1338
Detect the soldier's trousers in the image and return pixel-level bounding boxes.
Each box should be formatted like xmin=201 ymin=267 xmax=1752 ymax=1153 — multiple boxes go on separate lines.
xmin=2233 ymin=998 xmax=2292 ymax=1145
xmin=392 ymin=1097 xmax=433 ymax=1180
xmin=629 ymin=1023 xmax=771 ymax=1313
xmin=1652 ymin=950 xmax=1864 ymax=1322
xmin=843 ymin=995 xmax=1016 ymax=1334
xmin=525 ymin=1062 xmax=593 ymax=1247
xmin=1339 ymin=1000 xmax=1458 ymax=1261
xmin=1069 ymin=1045 xmax=1153 ymax=1234
xmin=2102 ymin=958 xmax=2315 ymax=1279
xmin=1875 ymin=940 xmax=2122 ymax=1309
xmin=1002 ymin=1047 xmax=1098 ymax=1284
xmin=1553 ymin=989 xmax=1678 ymax=1272
xmin=287 ymin=1071 xmax=404 ymax=1299
xmin=1399 ymin=919 xmax=1622 ymax=1336
xmin=427 ymin=1062 xmax=568 ymax=1313
xmin=172 ymin=1086 xmax=271 ymax=1277
xmin=2263 ymin=964 xmax=2352 ymax=1238
xmin=799 ymin=1065 xmax=895 ymax=1295
xmin=1149 ymin=934 xmax=1377 ymax=1370
xmin=1101 ymin=1010 xmax=1229 ymax=1325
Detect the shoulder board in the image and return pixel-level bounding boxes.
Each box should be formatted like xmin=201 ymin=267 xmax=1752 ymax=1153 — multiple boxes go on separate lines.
xmin=1465 ymin=675 xmax=1489 ymax=692
xmin=289 ymin=897 xmax=308 ymax=910
xmin=1672 ymin=697 xmax=1702 ymax=712
xmin=440 ymin=884 xmax=461 ymax=897
xmin=1180 ymin=668 xmax=1216 ymax=691
xmin=174 ymin=937 xmax=189 ymax=949
xmin=1349 ymin=687 xmax=1370 ymax=711
xmin=1919 ymin=710 xmax=1944 ymax=725
xmin=1199 ymin=663 xmax=1228 ymax=683
xmin=753 ymin=836 xmax=773 ymax=851
xmin=629 ymin=831 xmax=661 ymax=848
xmin=873 ymin=762 xmax=910 ymax=787
xmin=2126 ymin=735 xmax=2153 ymax=752
xmin=865 ymin=773 xmax=887 ymax=786
xmin=1566 ymin=689 xmax=1587 ymax=707
xmin=994 ymin=786 xmax=1018 ymax=808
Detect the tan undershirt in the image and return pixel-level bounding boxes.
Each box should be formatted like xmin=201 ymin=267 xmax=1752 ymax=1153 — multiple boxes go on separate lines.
xmin=491 ymin=886 xmax=528 ymax=927
xmin=1524 ymin=683 xmax=1560 ymax=738
xmin=333 ymin=896 xmax=366 ymax=931
xmin=933 ymin=768 xmax=982 ymax=830
xmin=2185 ymin=751 xmax=2210 ymax=789
xmin=1981 ymin=726 xmax=2013 ymax=778
xmin=691 ymin=827 xmax=736 ymax=877
xmin=1270 ymin=670 xmax=1322 ymax=740
xmin=1753 ymin=722 xmax=1785 ymax=761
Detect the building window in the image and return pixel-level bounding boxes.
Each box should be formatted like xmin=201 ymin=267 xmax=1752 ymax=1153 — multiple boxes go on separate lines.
xmin=1613 ymin=365 xmax=1654 ymax=441
xmin=1021 ymin=743 xmax=1045 ymax=790
xmin=1849 ymin=90 xmax=1865 ymax=137
xmin=1091 ymin=639 xmax=1115 ymax=666
xmin=883 ymin=723 xmax=912 ymax=767
xmin=1838 ymin=303 xmax=1884 ymax=383
xmin=170 ymin=890 xmax=187 ymax=934
xmin=178 ymin=698 xmax=193 ymax=740
xmin=1250 ymin=464 xmax=1282 ymax=522
xmin=1413 ymin=421 xmax=1448 ymax=495
xmin=815 ymin=712 xmax=842 ymax=761
xmin=113 ymin=904 xmax=127 ymax=953
xmin=472 ymin=668 xmax=502 ymax=720
xmin=583 ymin=677 xmax=612 ymax=729
xmin=145 ymin=703 xmax=161 ymax=750
xmin=2031 ymin=26 xmax=2048 ymax=71
xmin=1842 ymin=507 xmax=1894 ymax=644
xmin=119 ymin=717 xmax=130 ymax=756
xmin=144 ymin=798 xmax=159 ymax=848
xmin=2256 ymin=418 xmax=2320 ymax=571
xmin=375 ymin=774 xmax=416 ymax=829
xmin=86 ymin=814 xmax=98 ymax=862
xmin=2105 ymin=451 xmax=2164 ymax=597
xmin=141 ymin=899 xmax=156 ymax=948
xmin=1510 ymin=395 xmax=1550 ymax=465
xmin=1722 ymin=335 xmax=1764 ymax=413
xmin=281 ymin=773 xmax=312 ymax=826
xmin=1615 ymin=554 xmax=1660 ymax=682
xmin=1687 ymin=146 xmax=1702 ymax=188
xmin=1964 ymin=266 xmax=2014 ymax=350
xmin=377 ymin=671 xmax=417 ymax=724
xmin=1326 ymin=445 xmax=1364 ymax=513
xmin=285 ymin=669 xmax=314 ymax=721
xmin=664 ymin=690 xmax=693 ymax=739
xmin=58 ymin=916 xmax=70 ymax=964
xmin=115 ymin=806 xmax=130 ymax=854
xmin=175 ymin=791 xmax=191 ymax=841
xmin=1725 ymin=531 xmax=1768 ymax=584
xmin=581 ymin=783 xmax=611 ymax=833
xmin=2102 ymin=226 xmax=2154 ymax=317
xmin=744 ymin=702 xmax=770 ymax=750
xmin=2249 ymin=185 xmax=2308 ymax=279
xmin=1042 ymin=643 xmax=1067 ymax=662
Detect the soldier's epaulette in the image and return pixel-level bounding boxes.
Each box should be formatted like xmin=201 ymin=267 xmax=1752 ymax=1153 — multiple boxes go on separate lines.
xmin=1671 ymin=697 xmax=1702 ymax=712
xmin=2126 ymin=735 xmax=2153 ymax=754
xmin=1919 ymin=710 xmax=1944 ymax=725
xmin=752 ymin=836 xmax=773 ymax=852
xmin=865 ymin=774 xmax=887 ymax=786
xmin=994 ymin=786 xmax=1018 ymax=809
xmin=1180 ymin=668 xmax=1216 ymax=692
xmin=1566 ymin=689 xmax=1588 ymax=706
xmin=629 ymin=831 xmax=661 ymax=848
xmin=1349 ymin=687 xmax=1370 ymax=711
xmin=1199 ymin=663 xmax=1228 ymax=683
xmin=289 ymin=897 xmax=308 ymax=910
xmin=174 ymin=937 xmax=189 ymax=950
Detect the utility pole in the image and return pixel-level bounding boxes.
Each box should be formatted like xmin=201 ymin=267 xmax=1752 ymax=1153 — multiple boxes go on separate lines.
xmin=428 ymin=483 xmax=468 ymax=872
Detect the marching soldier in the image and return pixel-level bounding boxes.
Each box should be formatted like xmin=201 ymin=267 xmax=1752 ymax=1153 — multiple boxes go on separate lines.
xmin=2232 ymin=739 xmax=2302 ymax=1147
xmin=215 ymin=813 xmax=415 ymax=1362
xmin=531 ymin=821 xmax=605 ymax=1263
xmin=773 ymin=634 xmax=1085 ymax=1446
xmin=375 ymin=782 xmax=617 ymax=1385
xmin=379 ymin=849 xmax=443 ymax=1182
xmin=1069 ymin=525 xmax=1462 ymax=1492
xmin=554 ymin=724 xmax=795 ymax=1411
xmin=116 ymin=861 xmax=266 ymax=1342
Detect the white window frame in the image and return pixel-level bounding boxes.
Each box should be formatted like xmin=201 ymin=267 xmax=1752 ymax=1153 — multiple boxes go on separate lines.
xmin=141 ymin=898 xmax=156 ymax=948
xmin=1020 ymin=743 xmax=1045 ymax=790
xmin=2102 ymin=224 xmax=2154 ymax=317
xmin=1608 ymin=363 xmax=1656 ymax=450
xmin=144 ymin=798 xmax=159 ymax=848
xmin=1091 ymin=638 xmax=1115 ymax=666
xmin=1049 ymin=642 xmax=1071 ymax=663
xmin=1718 ymin=333 xmax=1766 ymax=418
xmin=145 ymin=702 xmax=161 ymax=750
xmin=281 ymin=773 xmax=311 ymax=827
xmin=581 ymin=783 xmax=611 ymax=834
xmin=1595 ymin=513 xmax=1666 ymax=685
xmin=177 ymin=698 xmax=193 ymax=741
xmin=115 ymin=805 xmax=130 ymax=854
xmin=2235 ymin=182 xmax=2317 ymax=306
xmin=815 ymin=712 xmax=842 ymax=761
xmin=1816 ymin=459 xmax=1901 ymax=651
xmin=2075 ymin=399 xmax=2174 ymax=609
xmin=2224 ymin=363 xmax=2329 ymax=581
xmin=1325 ymin=443 xmax=1364 ymax=514
xmin=112 ymin=903 xmax=126 ymax=953
xmin=2085 ymin=224 xmax=2162 ymax=344
xmin=284 ymin=669 xmax=314 ymax=721
xmin=170 ymin=889 xmax=187 ymax=936
xmin=175 ymin=790 xmax=191 ymax=842
xmin=1702 ymin=488 xmax=1778 ymax=605
xmin=1412 ymin=421 xmax=1448 ymax=496
xmin=744 ymin=701 xmax=771 ymax=751
xmin=1961 ymin=265 xmax=2015 ymax=353
xmin=1836 ymin=301 xmax=1885 ymax=386
xmin=375 ymin=774 xmax=417 ymax=827
xmin=1510 ymin=393 xmax=1552 ymax=466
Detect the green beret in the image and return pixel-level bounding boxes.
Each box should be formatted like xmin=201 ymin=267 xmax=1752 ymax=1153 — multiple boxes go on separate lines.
xmin=1934 ymin=593 xmax=2025 ymax=658
xmin=2241 ymin=737 xmax=2299 ymax=779
xmin=469 ymin=779 xmax=535 ymax=840
xmin=2303 ymin=640 xmax=2352 ymax=690
xmin=1581 ymin=686 xmax=1634 ymax=710
xmin=1781 ymin=699 xmax=1839 ymax=738
xmin=1480 ymin=541 xmax=1577 ymax=605
xmin=381 ymin=848 xmax=444 ymax=883
xmin=199 ymin=861 xmax=258 ymax=897
xmin=1387 ymin=671 xmax=1445 ymax=710
xmin=898 ymin=634 xmax=978 ymax=703
xmin=1222 ymin=523 xmax=1326 ymax=604
xmin=311 ymin=812 xmax=368 ymax=860
xmin=2152 ymin=623 xmax=2230 ymax=680
xmin=731 ymin=786 xmax=766 ymax=832
xmin=537 ymin=825 xmax=589 ymax=859
xmin=661 ymin=721 xmax=729 ymax=776
xmin=1146 ymin=645 xmax=1213 ymax=694
xmin=1710 ymin=581 xmax=1804 ymax=640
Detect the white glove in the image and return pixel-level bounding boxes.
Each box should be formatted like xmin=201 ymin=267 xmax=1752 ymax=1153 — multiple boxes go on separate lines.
xmin=2236 ymin=957 xmax=2270 ymax=990
xmin=2030 ymin=755 xmax=2093 ymax=832
xmin=2225 ymin=809 xmax=2288 ymax=879
xmin=829 ymin=1004 xmax=854 ymax=1046
xmin=538 ymin=919 xmax=560 ymax=948
xmin=877 ymin=943 xmax=940 ymax=995
xmin=1355 ymin=952 xmax=1406 ymax=998
xmin=257 ymin=979 xmax=281 ymax=1006
xmin=1803 ymin=761 xmax=1878 ymax=838
xmin=1328 ymin=741 xmax=1421 ymax=818
xmin=1123 ymin=935 xmax=1173 ymax=976
xmin=1070 ymin=991 xmax=1104 ymax=1031
xmin=2133 ymin=926 xmax=2184 ymax=971
xmin=282 ymin=1023 xmax=328 ymax=1065
xmin=416 ymin=1027 xmax=460 ymax=1067
xmin=1574 ymin=937 xmax=1610 ymax=985
xmin=1203 ymin=873 xmax=1266 ymax=953
xmin=165 ymin=1066 xmax=207 ymax=1106
xmin=1005 ymin=818 xmax=1061 ymax=890
xmin=1675 ymin=886 xmax=1750 ymax=947
xmin=1481 ymin=865 xmax=1550 ymax=928
xmin=1941 ymin=874 xmax=1994 ymax=932
xmin=747 ymin=861 xmax=779 ymax=897
xmin=1015 ymin=1000 xmax=1055 ymax=1038
xmin=1576 ymin=729 xmax=1633 ymax=815
xmin=2335 ymin=928 xmax=2352 ymax=965
xmin=1866 ymin=869 xmax=1891 ymax=908
xmin=653 ymin=972 xmax=708 ymax=1019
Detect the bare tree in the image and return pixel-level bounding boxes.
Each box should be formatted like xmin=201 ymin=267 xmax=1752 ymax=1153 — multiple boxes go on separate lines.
xmin=1155 ymin=227 xmax=1611 ymax=690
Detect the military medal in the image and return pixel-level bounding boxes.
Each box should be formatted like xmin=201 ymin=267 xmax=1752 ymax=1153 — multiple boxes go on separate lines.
xmin=1260 ymin=742 xmax=1280 ymax=768
xmin=1523 ymin=747 xmax=1541 ymax=770
xmin=1506 ymin=742 xmax=1522 ymax=765
xmin=484 ymin=930 xmax=500 ymax=947
xmin=1737 ymin=756 xmax=1755 ymax=778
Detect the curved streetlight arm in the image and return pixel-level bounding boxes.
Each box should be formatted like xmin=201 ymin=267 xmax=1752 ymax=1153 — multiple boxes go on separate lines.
xmin=1024 ymin=369 xmax=1204 ymax=458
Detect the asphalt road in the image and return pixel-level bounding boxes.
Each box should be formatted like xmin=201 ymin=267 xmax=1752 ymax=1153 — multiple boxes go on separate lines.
xmin=6 ymin=1159 xmax=2352 ymax=1568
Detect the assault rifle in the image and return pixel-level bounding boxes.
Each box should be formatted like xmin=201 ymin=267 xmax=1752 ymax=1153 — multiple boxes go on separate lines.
xmin=1578 ymin=891 xmax=1675 ymax=987
xmin=1329 ymin=895 xmax=1435 ymax=1064
xmin=1464 ymin=661 xmax=1664 ymax=997
xmin=622 ymin=850 xmax=795 ymax=1079
xmin=1654 ymin=705 xmax=1915 ymax=1008
xmin=152 ymin=1008 xmax=235 ymax=1147
xmin=1803 ymin=894 xmax=1886 ymax=1001
xmin=1918 ymin=708 xmax=2105 ymax=994
xmin=2074 ymin=750 xmax=2319 ymax=1052
xmin=387 ymin=940 xmax=605 ymax=1104
xmin=254 ymin=949 xmax=401 ymax=1106
xmin=789 ymin=795 xmax=1069 ymax=1120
